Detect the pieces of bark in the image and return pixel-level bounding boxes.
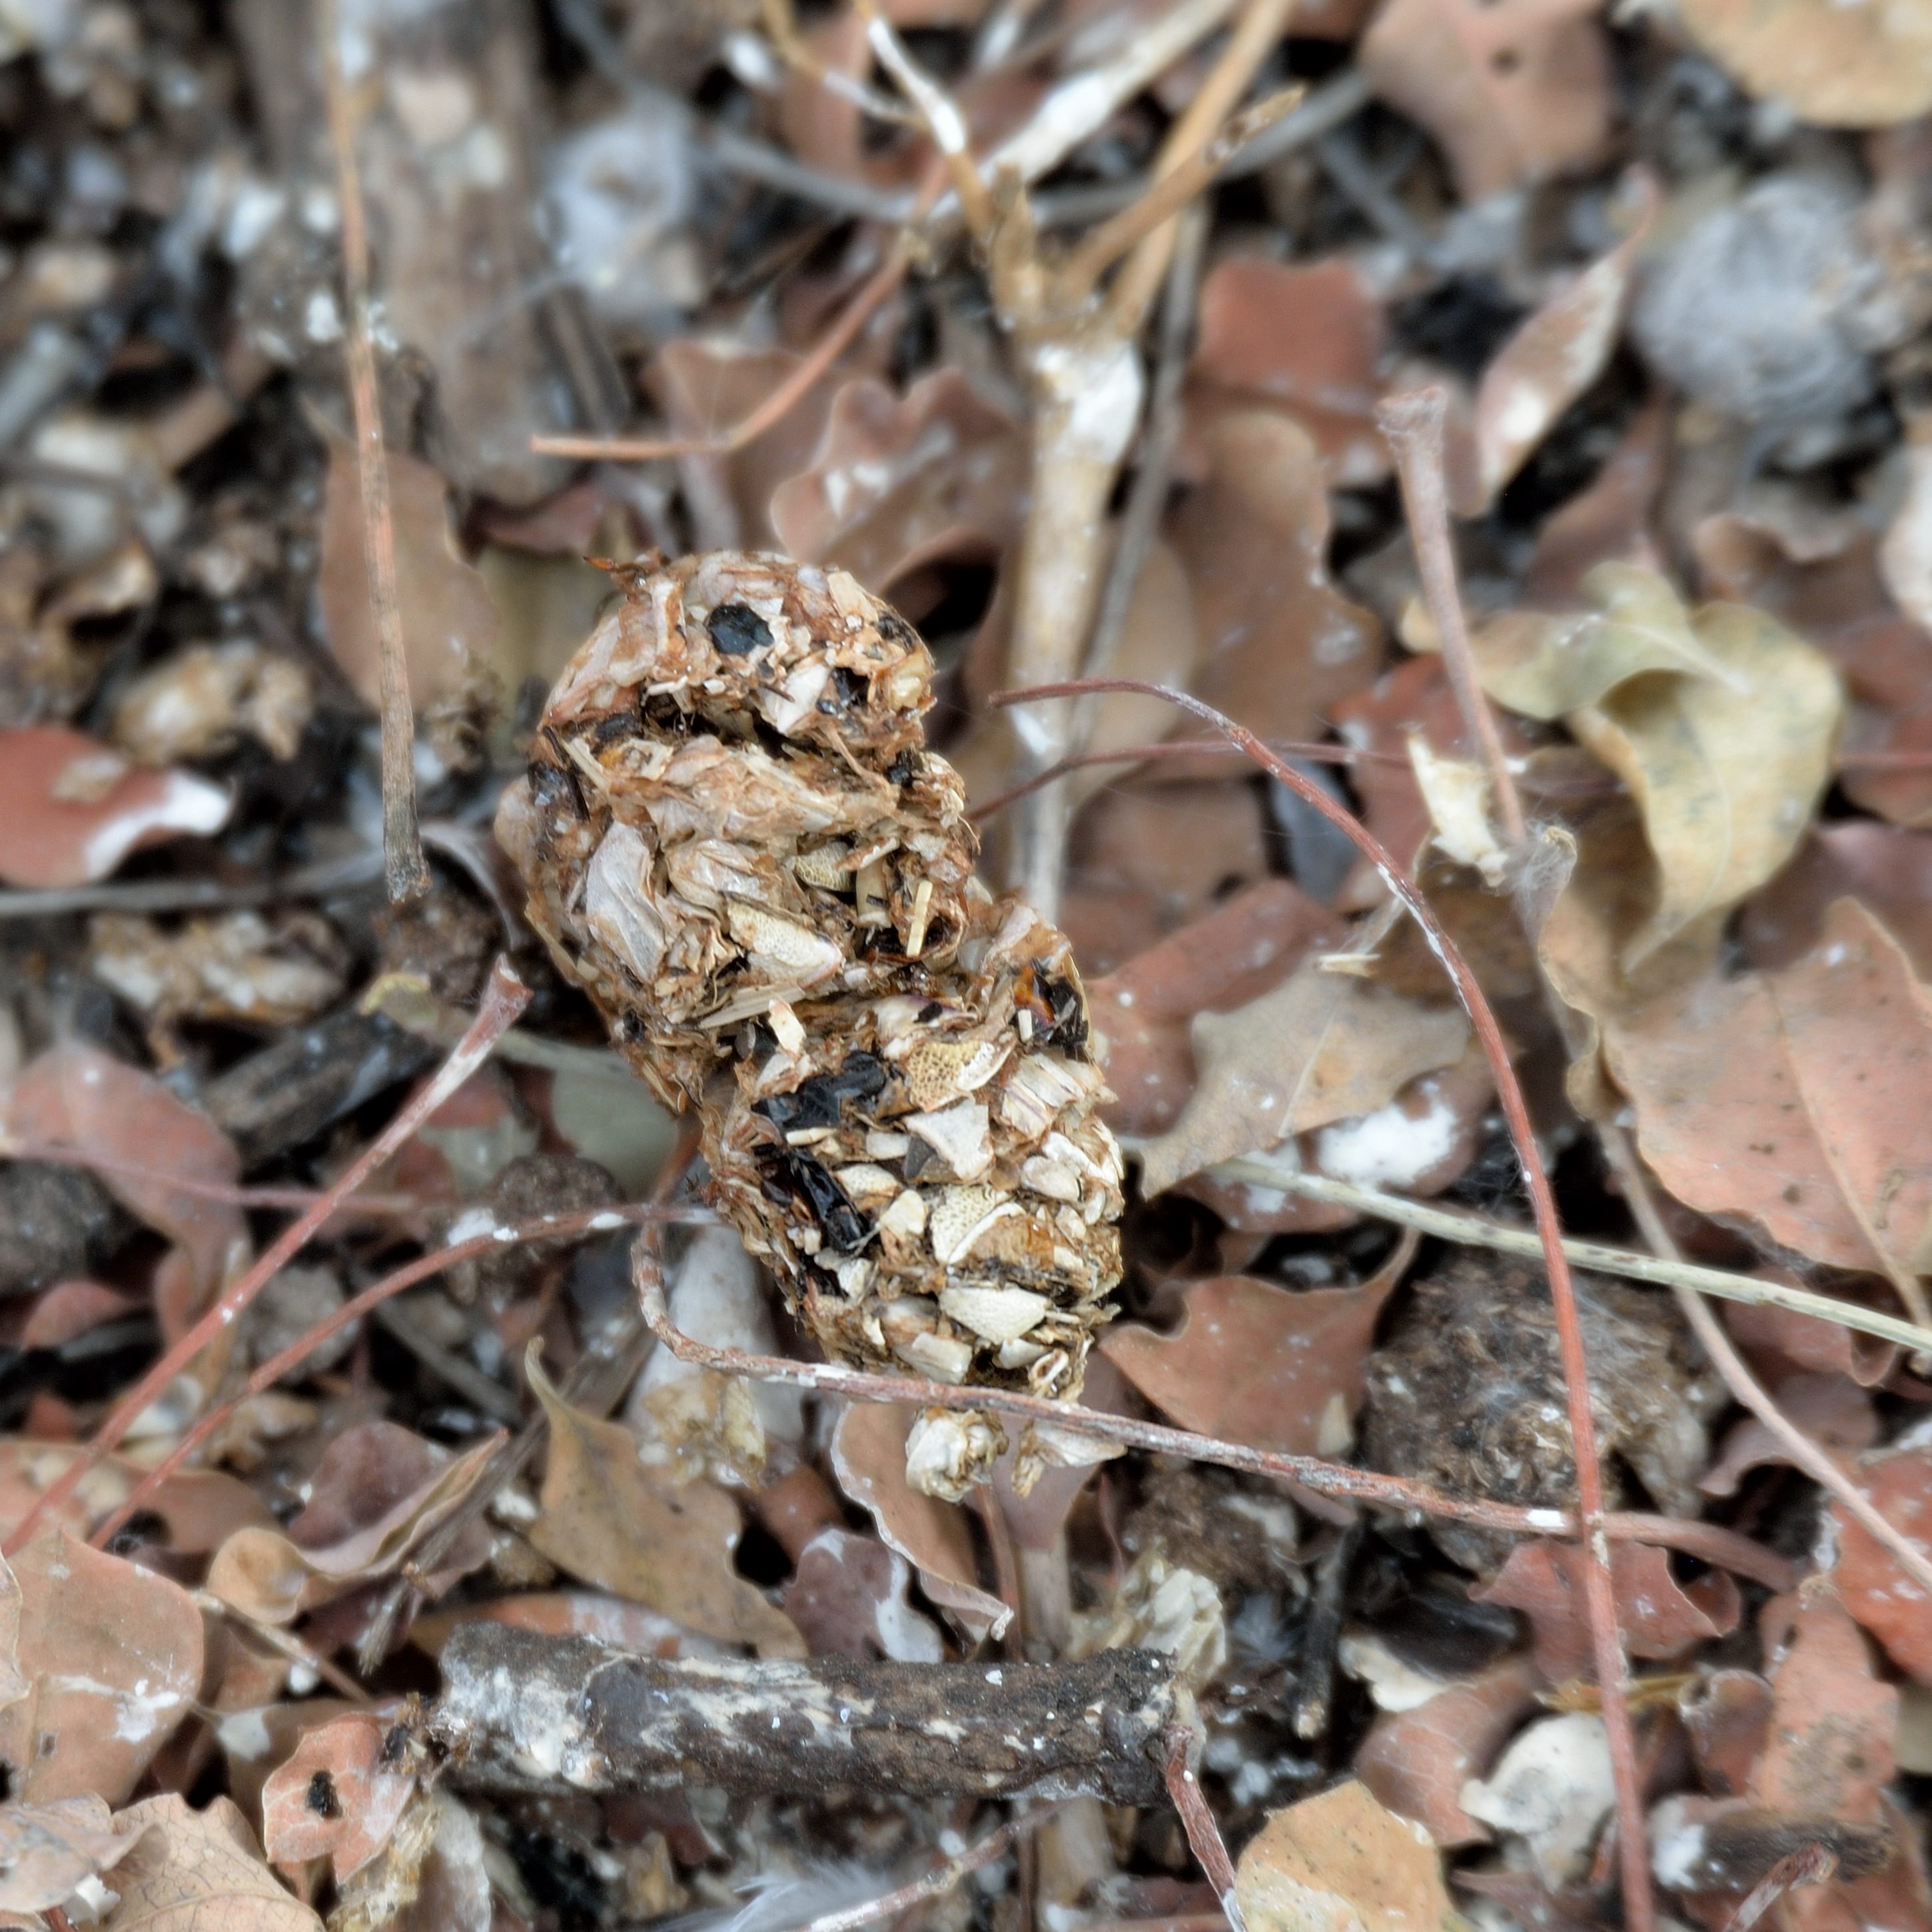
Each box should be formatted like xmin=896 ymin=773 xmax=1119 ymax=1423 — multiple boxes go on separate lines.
xmin=429 ymin=1624 xmax=1184 ymax=1806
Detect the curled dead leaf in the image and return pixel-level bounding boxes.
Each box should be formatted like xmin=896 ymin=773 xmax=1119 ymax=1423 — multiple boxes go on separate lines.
xmin=829 ymin=1400 xmax=1010 ymax=1642
xmin=1833 ymin=1446 xmax=1932 ymax=1686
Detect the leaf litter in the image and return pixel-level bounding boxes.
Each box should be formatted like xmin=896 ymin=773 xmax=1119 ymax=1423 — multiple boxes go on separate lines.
xmin=6 ymin=3 xmax=1932 ymax=1930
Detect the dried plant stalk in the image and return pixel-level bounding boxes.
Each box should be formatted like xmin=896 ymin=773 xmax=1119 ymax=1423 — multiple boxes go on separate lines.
xmin=496 ymin=552 xmax=1125 ymax=1495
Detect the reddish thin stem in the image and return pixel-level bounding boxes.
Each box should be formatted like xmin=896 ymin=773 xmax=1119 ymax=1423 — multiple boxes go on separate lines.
xmin=634 ymin=1252 xmax=1796 ymax=1589
xmin=89 ymin=1197 xmax=682 ymax=1550
xmin=6 ymin=963 xmax=530 ymax=1556
xmin=991 ymin=674 xmax=1651 ymax=1932
xmin=0 ymin=1140 xmax=420 ymax=1216
xmin=1164 ymin=1727 xmax=1245 ymax=1932
xmin=967 ymin=736 xmax=1403 ymax=823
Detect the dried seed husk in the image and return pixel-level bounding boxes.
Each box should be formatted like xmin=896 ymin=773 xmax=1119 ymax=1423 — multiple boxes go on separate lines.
xmin=497 ymin=551 xmax=1125 ymax=1407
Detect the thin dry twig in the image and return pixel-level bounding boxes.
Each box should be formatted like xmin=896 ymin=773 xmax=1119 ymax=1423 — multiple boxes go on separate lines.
xmin=5 ymin=961 xmax=531 ymax=1556
xmin=969 ymin=735 xmax=1402 ymax=823
xmin=634 ymin=1246 xmax=1795 ymax=1590
xmin=1376 ymin=388 xmax=1528 ymax=846
xmin=1210 ymin=1163 xmax=1932 ymax=1356
xmin=316 ymin=0 xmax=428 ymax=902
xmin=990 ymin=674 xmax=1652 ymax=1932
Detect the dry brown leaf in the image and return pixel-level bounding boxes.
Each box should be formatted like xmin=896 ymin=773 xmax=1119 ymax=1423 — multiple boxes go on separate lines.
xmin=1675 ymin=0 xmax=1932 ymax=127
xmin=1102 ymin=1274 xmax=1394 ymax=1459
xmin=526 ymin=1347 xmax=803 ymax=1658
xmin=1837 ymin=618 xmax=1932 ymax=827
xmin=205 ymin=1426 xmax=500 ymax=1628
xmin=1167 ymin=412 xmax=1382 ymax=753
xmin=260 ymin=1713 xmax=416 ymax=1881
xmin=768 ymin=370 xmax=1027 ymax=601
xmin=829 ymin=1401 xmax=1010 ymax=1642
xmin=1682 ymin=1668 xmax=1774 ymax=1796
xmin=1358 ymin=0 xmax=1613 ymax=202
xmin=0 ymin=1532 xmax=203 ymax=1805
xmin=1236 ymin=1779 xmax=1456 ymax=1932
xmin=316 ymin=424 xmax=499 ymax=714
xmin=1472 ymin=1541 xmax=1740 ymax=1682
xmin=1187 ymin=257 xmax=1389 ymax=486
xmin=0 ymin=725 xmax=229 ymax=889
xmin=1833 ymin=1445 xmax=1932 ymax=1685
xmin=1135 ymin=957 xmax=1469 ymax=1197
xmin=1699 ymin=1373 xmax=1879 ymax=1498
xmin=3 ymin=1041 xmax=247 ymax=1306
xmin=1607 ymin=897 xmax=1932 ymax=1278
xmin=96 ymin=1793 xmax=320 ymax=1932
xmin=1468 ymin=176 xmax=1657 ymax=511
xmin=1089 ymin=878 xmax=1344 ymax=1137
xmin=1722 ymin=1291 xmax=1900 ymax=1390
xmin=410 ymin=1591 xmax=725 ymax=1661
xmin=1354 ymin=1657 xmax=1542 ymax=1847
xmin=0 ymin=1795 xmax=153 ymax=1915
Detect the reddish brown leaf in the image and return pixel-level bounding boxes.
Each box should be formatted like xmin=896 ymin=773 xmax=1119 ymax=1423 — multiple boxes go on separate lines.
xmin=780 ymin=1526 xmax=944 ymax=1662
xmin=1609 ymin=899 xmax=1932 ymax=1279
xmin=1682 ymin=1668 xmax=1774 ymax=1797
xmin=0 ymin=1532 xmax=203 ymax=1805
xmin=768 ymin=370 xmax=1027 ymax=602
xmin=1358 ymin=0 xmax=1614 ymax=201
xmin=0 ymin=725 xmax=229 ymax=889
xmin=1473 ymin=1541 xmax=1741 ymax=1682
xmin=1837 ymin=619 xmax=1932 ymax=827
xmin=1699 ymin=1374 xmax=1879 ymax=1498
xmin=3 ymin=1042 xmax=246 ymax=1304
xmin=1354 ymin=1656 xmax=1542 ymax=1847
xmin=1188 ymin=257 xmax=1388 ymax=486
xmin=1101 ymin=1274 xmax=1393 ymax=1460
xmin=260 ymin=1713 xmax=416 ymax=1880
xmin=1833 ymin=1446 xmax=1932 ymax=1684
xmin=1755 ymin=1585 xmax=1894 ymax=1827
xmin=19 ymin=1278 xmax=141 ymax=1349
xmin=1167 ymin=412 xmax=1382 ymax=753
xmin=1740 ymin=824 xmax=1932 ymax=978
xmin=1722 ymin=1292 xmax=1899 ymax=1391
xmin=1521 ymin=396 xmax=1670 ymax=608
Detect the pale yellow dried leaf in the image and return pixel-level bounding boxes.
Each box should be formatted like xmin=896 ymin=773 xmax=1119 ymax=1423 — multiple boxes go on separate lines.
xmin=526 ymin=1346 xmax=804 ymax=1658
xmin=1236 ymin=1779 xmax=1456 ymax=1932
xmin=1462 ymin=564 xmax=1731 ymax=721
xmin=1568 ymin=596 xmax=1841 ymax=964
xmin=1137 ymin=963 xmax=1468 ymax=1196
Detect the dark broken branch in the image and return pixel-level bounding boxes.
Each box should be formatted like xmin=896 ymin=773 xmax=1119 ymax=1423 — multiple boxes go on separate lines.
xmin=429 ymin=1625 xmax=1187 ymax=1806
